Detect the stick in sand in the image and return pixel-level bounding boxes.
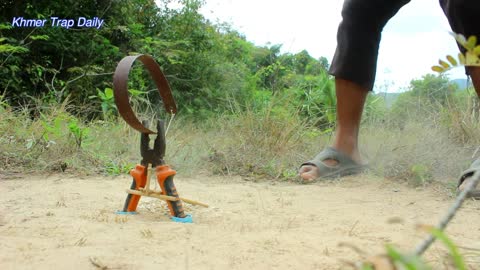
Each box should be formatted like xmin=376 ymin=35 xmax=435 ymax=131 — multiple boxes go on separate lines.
xmin=126 ymin=189 xmax=209 ymax=208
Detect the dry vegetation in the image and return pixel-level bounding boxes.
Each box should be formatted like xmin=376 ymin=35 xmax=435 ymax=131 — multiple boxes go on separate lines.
xmin=2 ymin=90 xmax=480 ymax=191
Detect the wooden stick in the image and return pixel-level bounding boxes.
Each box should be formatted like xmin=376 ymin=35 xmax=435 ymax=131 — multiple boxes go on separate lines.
xmin=126 ymin=189 xmax=209 ymax=208
xmin=144 ymin=166 xmax=152 ymax=192
xmin=178 ymin=197 xmax=209 ymax=208
xmin=127 ymin=189 xmax=178 ymax=201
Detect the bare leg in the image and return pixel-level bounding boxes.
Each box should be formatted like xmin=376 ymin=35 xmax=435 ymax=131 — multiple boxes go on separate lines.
xmin=299 ymin=78 xmax=368 ymax=181
xmin=469 ymin=67 xmax=480 ymax=95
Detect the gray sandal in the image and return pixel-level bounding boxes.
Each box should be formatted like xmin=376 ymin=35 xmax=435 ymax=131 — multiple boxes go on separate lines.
xmin=457 ymin=158 xmax=480 ymax=199
xmin=301 ymin=147 xmax=367 ymax=180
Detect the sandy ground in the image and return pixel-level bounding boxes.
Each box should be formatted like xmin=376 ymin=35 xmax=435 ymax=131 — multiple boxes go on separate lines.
xmin=0 ymin=173 xmax=479 ymax=270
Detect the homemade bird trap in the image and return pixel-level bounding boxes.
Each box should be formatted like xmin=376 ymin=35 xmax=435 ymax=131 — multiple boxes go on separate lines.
xmin=113 ymin=54 xmax=208 ymax=223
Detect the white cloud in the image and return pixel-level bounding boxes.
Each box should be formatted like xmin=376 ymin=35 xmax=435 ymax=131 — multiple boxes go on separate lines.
xmin=376 ymin=0 xmax=466 ymax=91
xmin=200 ymin=0 xmax=468 ymax=92
xmin=200 ymin=0 xmax=342 ymax=56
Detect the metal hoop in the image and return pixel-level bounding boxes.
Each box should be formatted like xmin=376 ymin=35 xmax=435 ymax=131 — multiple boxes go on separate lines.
xmin=113 ymin=54 xmax=177 ymax=134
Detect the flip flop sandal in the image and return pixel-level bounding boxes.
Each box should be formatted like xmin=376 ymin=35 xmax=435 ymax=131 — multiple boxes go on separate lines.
xmin=457 ymin=158 xmax=480 ymax=199
xmin=300 ymin=147 xmax=367 ymax=180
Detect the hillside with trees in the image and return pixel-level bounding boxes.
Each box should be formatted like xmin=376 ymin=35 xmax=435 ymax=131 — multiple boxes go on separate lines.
xmin=1 ymin=0 xmax=336 ymax=123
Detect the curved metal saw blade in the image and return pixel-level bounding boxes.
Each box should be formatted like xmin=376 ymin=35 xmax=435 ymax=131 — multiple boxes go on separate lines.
xmin=113 ymin=54 xmax=177 ymax=134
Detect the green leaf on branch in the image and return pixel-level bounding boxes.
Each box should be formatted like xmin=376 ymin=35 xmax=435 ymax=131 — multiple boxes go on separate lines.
xmin=474 ymin=45 xmax=480 ymax=56
xmin=459 ymin=52 xmax=466 ymax=65
xmin=29 ymin=35 xmax=49 ymax=41
xmin=128 ymin=89 xmax=145 ymax=97
xmin=419 ymin=226 xmax=466 ymax=270
xmin=431 ymin=65 xmax=445 ymax=72
xmin=385 ymin=245 xmax=430 ymax=270
xmin=438 ymin=60 xmax=449 ymax=69
xmin=0 ymin=44 xmax=29 ymax=54
xmin=67 ymin=67 xmax=85 ymax=74
xmin=433 ymin=33 xmax=480 ymax=73
xmin=451 ymin=32 xmax=467 ymax=47
xmin=446 ymin=55 xmax=457 ymax=66
xmin=104 ymin=88 xmax=113 ymax=99
xmin=465 ymin=51 xmax=480 ymax=66
xmin=466 ymin=35 xmax=477 ymax=50
xmin=0 ymin=24 xmax=12 ymax=30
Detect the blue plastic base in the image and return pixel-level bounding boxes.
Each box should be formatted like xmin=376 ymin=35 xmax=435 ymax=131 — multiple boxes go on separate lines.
xmin=116 ymin=211 xmax=138 ymax=215
xmin=171 ymin=214 xmax=193 ymax=223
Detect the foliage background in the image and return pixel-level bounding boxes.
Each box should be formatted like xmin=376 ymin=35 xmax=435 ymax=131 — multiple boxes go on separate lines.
xmin=1 ymin=0 xmax=479 ymax=186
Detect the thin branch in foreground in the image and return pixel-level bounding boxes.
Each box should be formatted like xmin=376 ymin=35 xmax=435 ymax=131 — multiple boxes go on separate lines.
xmin=414 ymin=170 xmax=480 ymax=256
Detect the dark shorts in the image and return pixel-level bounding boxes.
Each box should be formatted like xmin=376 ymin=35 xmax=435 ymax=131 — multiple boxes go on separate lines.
xmin=329 ymin=0 xmax=480 ymax=91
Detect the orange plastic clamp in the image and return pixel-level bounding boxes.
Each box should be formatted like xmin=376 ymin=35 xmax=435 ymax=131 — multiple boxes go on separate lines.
xmin=125 ymin=164 xmax=147 ymax=212
xmin=156 ymin=165 xmax=177 ymax=216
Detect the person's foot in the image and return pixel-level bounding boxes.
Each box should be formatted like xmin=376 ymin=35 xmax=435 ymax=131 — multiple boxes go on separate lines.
xmin=457 ymin=175 xmax=480 ymax=199
xmin=458 ymin=177 xmax=480 ymax=197
xmin=456 ymin=157 xmax=480 ymax=199
xmin=298 ymin=146 xmax=363 ymax=182
xmin=298 ymin=159 xmax=337 ymax=181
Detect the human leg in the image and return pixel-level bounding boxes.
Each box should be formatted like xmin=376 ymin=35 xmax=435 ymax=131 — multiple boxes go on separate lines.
xmin=440 ymin=0 xmax=480 ymax=197
xmin=299 ymin=79 xmax=367 ymax=181
xmin=299 ymin=0 xmax=410 ymax=180
xmin=457 ymin=66 xmax=480 ymax=197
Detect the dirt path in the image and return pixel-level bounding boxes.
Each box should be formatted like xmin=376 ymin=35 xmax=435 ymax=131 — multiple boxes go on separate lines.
xmin=0 ymin=174 xmax=479 ymax=270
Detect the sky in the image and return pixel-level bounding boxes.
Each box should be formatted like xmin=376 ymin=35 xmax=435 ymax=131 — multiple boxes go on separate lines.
xmin=198 ymin=0 xmax=467 ymax=93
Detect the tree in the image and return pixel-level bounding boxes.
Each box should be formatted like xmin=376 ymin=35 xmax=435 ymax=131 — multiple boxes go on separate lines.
xmin=408 ymin=73 xmax=458 ymax=105
xmin=319 ymin=56 xmax=329 ymax=70
xmin=389 ymin=73 xmax=459 ymax=127
xmin=0 ymin=0 xmax=334 ymax=122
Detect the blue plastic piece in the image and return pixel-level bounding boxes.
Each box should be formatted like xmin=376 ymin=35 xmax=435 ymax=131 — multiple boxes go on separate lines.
xmin=171 ymin=214 xmax=193 ymax=223
xmin=116 ymin=211 xmax=138 ymax=215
